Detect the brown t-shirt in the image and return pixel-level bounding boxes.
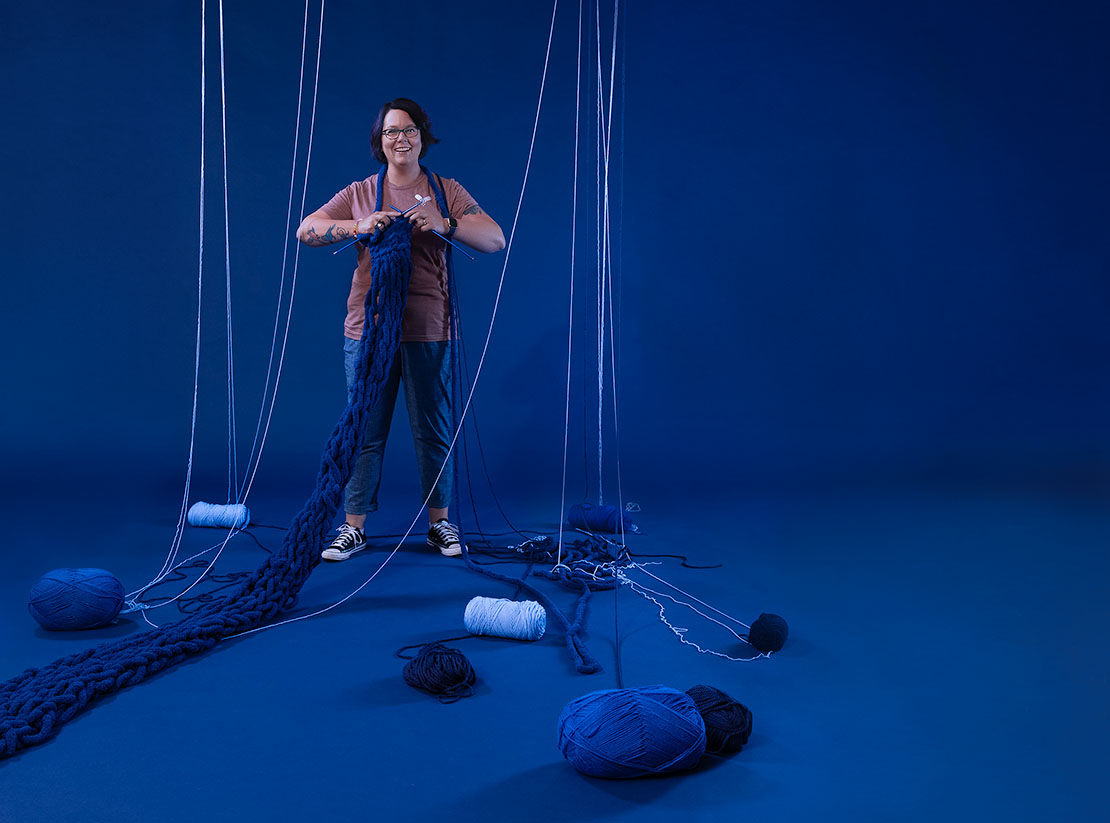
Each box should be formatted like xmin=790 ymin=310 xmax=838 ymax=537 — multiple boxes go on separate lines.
xmin=320 ymin=172 xmax=478 ymax=342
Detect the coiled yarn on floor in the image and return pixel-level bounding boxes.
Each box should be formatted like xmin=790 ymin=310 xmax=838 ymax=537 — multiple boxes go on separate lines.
xmin=0 ymin=166 xmax=423 ymax=760
xmin=685 ymin=684 xmax=752 ymax=754
xmin=27 ymin=568 xmax=125 ymax=631
xmin=557 ymin=686 xmax=707 ymax=779
xmin=402 ymin=642 xmax=476 ymax=703
xmin=463 ymin=596 xmax=546 ymax=640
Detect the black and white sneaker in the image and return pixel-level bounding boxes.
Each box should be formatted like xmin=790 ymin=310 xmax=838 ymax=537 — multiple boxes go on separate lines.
xmin=427 ymin=519 xmax=464 ymax=557
xmin=321 ymin=523 xmax=367 ymax=561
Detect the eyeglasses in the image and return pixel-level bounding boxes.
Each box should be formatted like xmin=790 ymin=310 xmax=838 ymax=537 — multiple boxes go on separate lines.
xmin=382 ymin=126 xmax=419 ymax=140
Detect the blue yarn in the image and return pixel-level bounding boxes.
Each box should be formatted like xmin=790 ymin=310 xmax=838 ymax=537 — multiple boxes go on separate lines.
xmin=558 ymin=686 xmax=707 ymax=779
xmin=28 ymin=569 xmax=125 ymax=631
xmin=462 ymin=536 xmax=613 ymax=674
xmin=0 ymin=168 xmax=415 ymax=759
xmin=187 ymin=501 xmax=250 ymax=529
xmin=402 ymin=642 xmax=476 ymax=703
xmin=463 ymin=596 xmax=546 ymax=640
xmin=685 ymin=684 xmax=752 ymax=754
xmin=567 ymin=503 xmax=635 ymax=534
xmin=748 ymin=612 xmax=788 ymax=653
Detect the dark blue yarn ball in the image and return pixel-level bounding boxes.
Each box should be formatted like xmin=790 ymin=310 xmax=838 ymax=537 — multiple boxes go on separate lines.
xmin=685 ymin=684 xmax=753 ymax=754
xmin=402 ymin=642 xmax=476 ymax=703
xmin=557 ymin=686 xmax=707 ymax=779
xmin=566 ymin=503 xmax=633 ymax=534
xmin=28 ymin=568 xmax=125 ymax=631
xmin=748 ymin=612 xmax=788 ymax=653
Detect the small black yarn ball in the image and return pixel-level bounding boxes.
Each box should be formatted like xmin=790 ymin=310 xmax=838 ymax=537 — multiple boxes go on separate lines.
xmin=685 ymin=684 xmax=753 ymax=754
xmin=748 ymin=612 xmax=788 ymax=653
xmin=402 ymin=642 xmax=476 ymax=702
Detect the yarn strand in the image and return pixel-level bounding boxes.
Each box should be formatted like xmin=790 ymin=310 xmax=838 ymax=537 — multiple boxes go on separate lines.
xmin=0 ymin=218 xmax=414 ymax=760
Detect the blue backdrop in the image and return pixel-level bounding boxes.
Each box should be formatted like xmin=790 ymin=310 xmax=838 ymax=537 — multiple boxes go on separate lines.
xmin=2 ymin=0 xmax=1106 ymax=509
xmin=1 ymin=3 xmax=1108 ymax=821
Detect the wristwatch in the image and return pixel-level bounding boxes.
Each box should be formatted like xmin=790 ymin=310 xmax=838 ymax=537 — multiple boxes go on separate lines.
xmin=446 ymin=216 xmax=458 ymax=237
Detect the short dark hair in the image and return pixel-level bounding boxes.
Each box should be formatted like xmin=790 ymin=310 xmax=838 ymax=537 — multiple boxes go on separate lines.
xmin=370 ymin=98 xmax=439 ymax=164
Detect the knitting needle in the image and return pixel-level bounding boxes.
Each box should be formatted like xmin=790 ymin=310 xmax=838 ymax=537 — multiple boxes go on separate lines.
xmin=386 ymin=201 xmax=476 ymax=261
xmin=330 ymin=197 xmax=429 ymax=255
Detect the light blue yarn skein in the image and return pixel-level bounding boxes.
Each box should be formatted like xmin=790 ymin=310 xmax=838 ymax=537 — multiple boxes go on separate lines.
xmin=558 ymin=686 xmax=707 ymax=779
xmin=186 ymin=501 xmax=250 ymax=529
xmin=28 ymin=568 xmax=126 ymax=631
xmin=464 ymin=596 xmax=546 ymax=641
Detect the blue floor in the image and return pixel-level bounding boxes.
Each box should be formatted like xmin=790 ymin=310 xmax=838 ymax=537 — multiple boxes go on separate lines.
xmin=1 ymin=474 xmax=1106 ymax=822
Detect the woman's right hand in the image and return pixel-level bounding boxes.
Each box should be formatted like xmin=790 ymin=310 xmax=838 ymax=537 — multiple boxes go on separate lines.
xmin=356 ymin=209 xmax=400 ymax=235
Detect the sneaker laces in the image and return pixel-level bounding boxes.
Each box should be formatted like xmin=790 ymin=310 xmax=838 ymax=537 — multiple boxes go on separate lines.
xmin=430 ymin=520 xmax=460 ymax=542
xmin=333 ymin=523 xmax=363 ymax=548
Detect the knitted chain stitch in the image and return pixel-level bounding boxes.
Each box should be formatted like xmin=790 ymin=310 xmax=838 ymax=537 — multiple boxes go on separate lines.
xmin=0 ymin=166 xmax=415 ymax=759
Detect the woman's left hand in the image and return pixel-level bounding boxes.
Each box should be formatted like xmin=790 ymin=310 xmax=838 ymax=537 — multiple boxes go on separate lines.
xmin=408 ymin=203 xmax=446 ymax=235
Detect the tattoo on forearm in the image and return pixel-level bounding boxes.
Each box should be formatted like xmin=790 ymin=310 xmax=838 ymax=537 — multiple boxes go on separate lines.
xmin=462 ymin=204 xmax=484 ymax=216
xmin=305 ymin=224 xmax=354 ymax=246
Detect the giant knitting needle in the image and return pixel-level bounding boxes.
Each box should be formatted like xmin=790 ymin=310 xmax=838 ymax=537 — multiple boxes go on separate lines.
xmin=386 ymin=200 xmax=476 ymax=261
xmin=332 ymin=195 xmax=476 ymax=260
xmin=330 ymin=197 xmax=426 ymax=255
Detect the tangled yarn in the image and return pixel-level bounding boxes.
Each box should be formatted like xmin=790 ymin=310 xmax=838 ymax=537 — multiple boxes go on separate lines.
xmin=0 ymin=167 xmax=417 ymax=760
xmin=28 ymin=569 xmax=125 ymax=631
xmin=685 ymin=684 xmax=752 ymax=754
xmin=401 ymin=642 xmax=476 ymax=703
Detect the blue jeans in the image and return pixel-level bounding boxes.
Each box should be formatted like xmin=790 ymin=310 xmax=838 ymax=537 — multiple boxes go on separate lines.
xmin=342 ymin=337 xmax=455 ymax=515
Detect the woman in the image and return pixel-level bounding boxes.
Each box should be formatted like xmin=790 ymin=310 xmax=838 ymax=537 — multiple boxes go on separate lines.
xmin=297 ymin=98 xmax=505 ymax=560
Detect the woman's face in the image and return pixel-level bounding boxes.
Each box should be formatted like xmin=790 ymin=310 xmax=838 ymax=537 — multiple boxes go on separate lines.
xmin=382 ymin=108 xmax=422 ymax=169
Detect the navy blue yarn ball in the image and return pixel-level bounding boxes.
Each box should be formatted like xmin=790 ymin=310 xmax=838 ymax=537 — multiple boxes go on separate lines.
xmin=28 ymin=568 xmax=125 ymax=631
xmin=402 ymin=642 xmax=476 ymax=703
xmin=558 ymin=686 xmax=707 ymax=779
xmin=685 ymin=684 xmax=753 ymax=754
xmin=566 ymin=503 xmax=633 ymax=534
xmin=748 ymin=613 xmax=788 ymax=652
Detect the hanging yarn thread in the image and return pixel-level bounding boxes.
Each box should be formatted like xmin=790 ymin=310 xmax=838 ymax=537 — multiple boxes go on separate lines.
xmin=187 ymin=501 xmax=251 ymax=529
xmin=0 ymin=177 xmax=417 ymax=759
xmin=558 ymin=685 xmax=707 ymax=779
xmin=685 ymin=684 xmax=753 ymax=754
xmin=27 ymin=569 xmax=126 ymax=631
xmin=401 ymin=642 xmax=477 ymax=703
xmin=567 ymin=502 xmax=636 ymax=534
xmin=463 ymin=596 xmax=546 ymax=641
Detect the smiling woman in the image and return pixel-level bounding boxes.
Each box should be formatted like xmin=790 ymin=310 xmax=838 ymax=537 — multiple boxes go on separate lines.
xmin=296 ymin=97 xmax=505 ymax=563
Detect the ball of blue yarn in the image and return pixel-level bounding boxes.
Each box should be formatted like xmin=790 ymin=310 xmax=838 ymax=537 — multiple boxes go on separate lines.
xmin=402 ymin=642 xmax=476 ymax=703
xmin=28 ymin=568 xmax=125 ymax=631
xmin=685 ymin=684 xmax=753 ymax=754
xmin=566 ymin=503 xmax=635 ymax=534
xmin=748 ymin=613 xmax=788 ymax=652
xmin=558 ymin=686 xmax=707 ymax=779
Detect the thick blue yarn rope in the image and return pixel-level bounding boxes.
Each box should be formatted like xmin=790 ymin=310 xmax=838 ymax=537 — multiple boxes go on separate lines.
xmin=0 ymin=168 xmax=412 ymax=759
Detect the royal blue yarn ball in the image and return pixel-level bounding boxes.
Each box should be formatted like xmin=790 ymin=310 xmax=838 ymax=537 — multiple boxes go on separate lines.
xmin=28 ymin=568 xmax=125 ymax=631
xmin=557 ymin=686 xmax=707 ymax=779
xmin=748 ymin=612 xmax=788 ymax=652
